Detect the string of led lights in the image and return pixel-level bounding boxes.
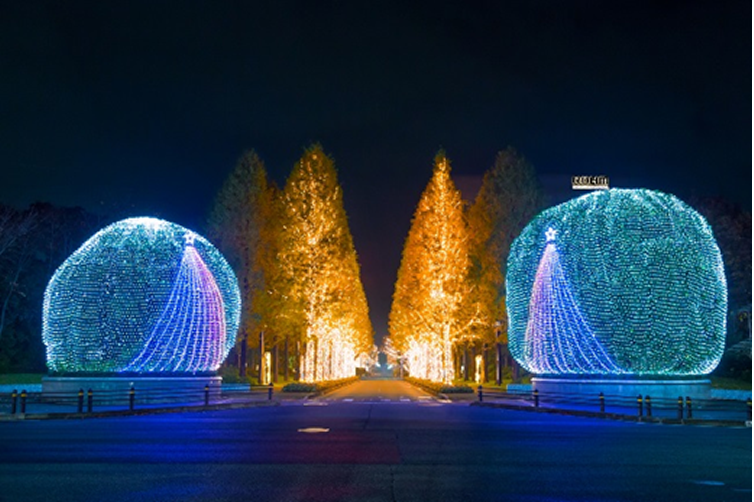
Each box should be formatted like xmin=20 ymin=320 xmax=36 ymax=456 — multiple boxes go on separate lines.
xmin=125 ymin=236 xmax=227 ymax=372
xmin=524 ymin=227 xmax=622 ymax=374
xmin=43 ymin=217 xmax=240 ymax=374
xmin=507 ymin=189 xmax=727 ymax=376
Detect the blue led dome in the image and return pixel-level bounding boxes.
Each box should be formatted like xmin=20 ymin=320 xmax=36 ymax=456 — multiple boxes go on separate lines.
xmin=43 ymin=217 xmax=241 ymax=373
xmin=507 ymin=189 xmax=727 ymax=376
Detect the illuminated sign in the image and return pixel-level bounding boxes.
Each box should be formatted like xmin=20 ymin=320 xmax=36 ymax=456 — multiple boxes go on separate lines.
xmin=572 ymin=175 xmax=609 ymax=190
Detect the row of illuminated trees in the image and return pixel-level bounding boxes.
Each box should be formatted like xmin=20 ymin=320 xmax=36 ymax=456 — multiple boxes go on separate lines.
xmin=207 ymin=145 xmax=373 ymax=383
xmin=387 ymin=149 xmax=544 ymax=384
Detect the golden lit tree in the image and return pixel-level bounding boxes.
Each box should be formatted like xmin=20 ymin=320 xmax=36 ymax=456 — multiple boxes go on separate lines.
xmin=251 ymin=177 xmax=291 ymax=381
xmin=389 ymin=152 xmax=475 ymax=383
xmin=278 ymin=144 xmax=373 ymax=381
xmin=466 ymin=147 xmax=545 ymax=383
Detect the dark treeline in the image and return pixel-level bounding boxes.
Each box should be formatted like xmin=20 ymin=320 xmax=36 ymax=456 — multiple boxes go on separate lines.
xmin=0 ymin=203 xmax=104 ymax=372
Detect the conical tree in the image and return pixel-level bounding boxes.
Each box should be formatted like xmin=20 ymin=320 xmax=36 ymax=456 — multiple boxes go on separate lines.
xmin=524 ymin=228 xmax=620 ymax=374
xmin=252 ymin=176 xmax=288 ymax=381
xmin=466 ymin=147 xmax=545 ymax=383
xmin=278 ymin=144 xmax=373 ymax=381
xmin=389 ymin=152 xmax=472 ymax=383
xmin=207 ymin=150 xmax=271 ymax=377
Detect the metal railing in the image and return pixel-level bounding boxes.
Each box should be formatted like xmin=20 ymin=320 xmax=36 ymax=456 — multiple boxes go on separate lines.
xmin=476 ymin=386 xmax=752 ymax=423
xmin=1 ymin=383 xmax=275 ymax=417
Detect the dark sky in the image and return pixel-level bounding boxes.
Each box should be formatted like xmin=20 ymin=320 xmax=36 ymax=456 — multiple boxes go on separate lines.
xmin=1 ymin=0 xmax=750 ymax=343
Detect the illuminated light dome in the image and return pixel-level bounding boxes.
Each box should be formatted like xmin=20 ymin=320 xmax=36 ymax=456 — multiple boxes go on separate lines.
xmin=43 ymin=217 xmax=241 ymax=373
xmin=507 ymin=189 xmax=727 ymax=376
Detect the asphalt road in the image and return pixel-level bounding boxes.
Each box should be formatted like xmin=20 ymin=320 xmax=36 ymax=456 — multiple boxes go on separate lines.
xmin=1 ymin=379 xmax=750 ymax=502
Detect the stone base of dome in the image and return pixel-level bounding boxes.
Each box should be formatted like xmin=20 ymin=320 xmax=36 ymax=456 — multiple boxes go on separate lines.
xmin=42 ymin=375 xmax=222 ymax=405
xmin=531 ymin=377 xmax=712 ymax=400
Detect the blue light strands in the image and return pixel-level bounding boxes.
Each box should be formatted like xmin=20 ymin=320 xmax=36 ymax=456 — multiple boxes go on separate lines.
xmin=125 ymin=232 xmax=227 ymax=372
xmin=524 ymin=227 xmax=622 ymax=374
xmin=43 ymin=218 xmax=241 ymax=374
xmin=507 ymin=189 xmax=727 ymax=376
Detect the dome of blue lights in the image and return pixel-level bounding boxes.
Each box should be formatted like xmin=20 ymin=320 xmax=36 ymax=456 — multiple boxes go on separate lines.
xmin=43 ymin=217 xmax=241 ymax=373
xmin=507 ymin=189 xmax=727 ymax=376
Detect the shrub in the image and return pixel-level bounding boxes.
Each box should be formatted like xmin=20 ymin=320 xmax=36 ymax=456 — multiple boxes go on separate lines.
xmin=405 ymin=376 xmax=473 ymax=394
xmin=282 ymin=376 xmax=360 ymax=393
xmin=282 ymin=382 xmax=318 ymax=392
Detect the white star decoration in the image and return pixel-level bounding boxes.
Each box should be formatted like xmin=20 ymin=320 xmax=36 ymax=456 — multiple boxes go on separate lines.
xmin=545 ymin=227 xmax=557 ymax=242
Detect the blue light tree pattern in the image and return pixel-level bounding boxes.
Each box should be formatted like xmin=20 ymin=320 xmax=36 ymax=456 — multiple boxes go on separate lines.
xmin=507 ymin=189 xmax=727 ymax=376
xmin=43 ymin=218 xmax=240 ymax=373
xmin=125 ymin=233 xmax=227 ymax=372
xmin=524 ymin=228 xmax=622 ymax=374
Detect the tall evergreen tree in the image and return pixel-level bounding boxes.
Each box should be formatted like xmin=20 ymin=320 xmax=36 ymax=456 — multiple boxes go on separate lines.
xmin=278 ymin=144 xmax=372 ymax=381
xmin=207 ymin=150 xmax=271 ymax=377
xmin=389 ymin=153 xmax=473 ymax=383
xmin=466 ymin=147 xmax=545 ymax=382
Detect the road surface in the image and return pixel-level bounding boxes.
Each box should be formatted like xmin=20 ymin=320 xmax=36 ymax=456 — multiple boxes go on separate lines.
xmin=1 ymin=378 xmax=750 ymax=501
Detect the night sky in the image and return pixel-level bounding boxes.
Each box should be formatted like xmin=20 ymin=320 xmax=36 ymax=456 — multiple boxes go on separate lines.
xmin=1 ymin=1 xmax=750 ymax=343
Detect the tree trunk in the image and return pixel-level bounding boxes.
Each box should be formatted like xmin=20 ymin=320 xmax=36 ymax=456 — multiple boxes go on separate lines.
xmin=259 ymin=331 xmax=265 ymax=384
xmin=0 ymin=262 xmax=23 ymax=342
xmin=327 ymin=342 xmax=334 ymax=380
xmin=313 ymin=338 xmax=318 ymax=381
xmin=249 ymin=347 xmax=257 ymax=383
xmin=482 ymin=344 xmax=487 ymax=384
xmin=470 ymin=344 xmax=477 ymax=382
xmin=296 ymin=341 xmax=301 ymax=381
xmin=284 ymin=337 xmax=289 ymax=381
xmin=463 ymin=345 xmax=469 ymax=381
xmin=495 ymin=342 xmax=502 ymax=386
xmin=272 ymin=343 xmax=279 ymax=383
xmin=239 ymin=331 xmax=248 ymax=378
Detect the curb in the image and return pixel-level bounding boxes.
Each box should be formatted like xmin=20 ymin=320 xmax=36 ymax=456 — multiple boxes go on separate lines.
xmin=0 ymin=399 xmax=279 ymax=421
xmin=471 ymin=401 xmax=750 ymax=428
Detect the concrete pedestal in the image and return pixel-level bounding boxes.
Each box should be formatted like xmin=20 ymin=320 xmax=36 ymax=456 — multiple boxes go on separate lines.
xmin=42 ymin=375 xmax=222 ymax=405
xmin=531 ymin=377 xmax=712 ymax=400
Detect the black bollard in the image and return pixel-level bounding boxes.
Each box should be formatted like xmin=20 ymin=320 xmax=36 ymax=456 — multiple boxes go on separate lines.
xmin=87 ymin=389 xmax=93 ymax=413
xmin=11 ymin=389 xmax=17 ymax=415
xmin=599 ymin=392 xmax=605 ymax=413
xmin=20 ymin=390 xmax=27 ymax=414
xmin=637 ymin=395 xmax=643 ymax=417
xmin=268 ymin=382 xmax=273 ymax=401
xmin=685 ymin=396 xmax=692 ymax=419
xmin=533 ymin=389 xmax=539 ymax=408
xmin=645 ymin=396 xmax=652 ymax=417
xmin=129 ymin=386 xmax=135 ymax=411
xmin=478 ymin=385 xmax=483 ymax=403
xmin=78 ymin=389 xmax=84 ymax=413
xmin=204 ymin=384 xmax=210 ymax=407
xmin=677 ymin=396 xmax=684 ymax=420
